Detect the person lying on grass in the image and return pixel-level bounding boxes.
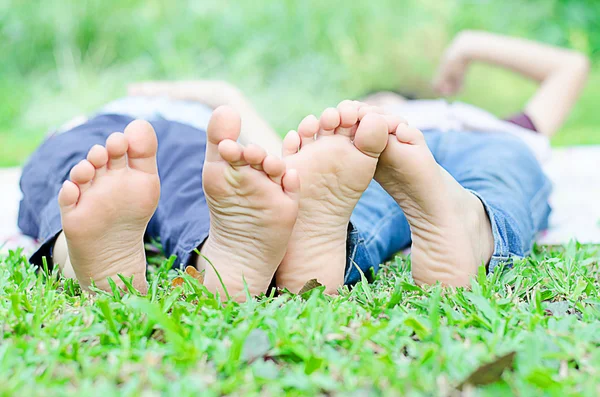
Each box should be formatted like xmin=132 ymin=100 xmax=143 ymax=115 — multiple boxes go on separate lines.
xmin=18 ymin=31 xmax=589 ymax=301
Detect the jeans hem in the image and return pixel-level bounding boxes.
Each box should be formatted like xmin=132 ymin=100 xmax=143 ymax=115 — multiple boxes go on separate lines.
xmin=344 ymin=222 xmax=377 ymax=285
xmin=30 ymin=230 xmax=62 ymax=270
xmin=488 ymin=254 xmax=518 ymax=273
xmin=172 ymin=233 xmax=210 ymax=270
xmin=466 ymin=189 xmax=511 ymax=274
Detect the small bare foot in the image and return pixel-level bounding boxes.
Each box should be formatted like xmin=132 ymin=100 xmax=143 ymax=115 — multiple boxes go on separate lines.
xmin=374 ymin=122 xmax=495 ymax=287
xmin=199 ymin=106 xmax=300 ymax=300
xmin=58 ymin=120 xmax=161 ymax=293
xmin=277 ymin=101 xmax=389 ymax=294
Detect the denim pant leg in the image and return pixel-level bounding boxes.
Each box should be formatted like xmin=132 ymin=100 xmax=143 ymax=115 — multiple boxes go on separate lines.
xmin=433 ymin=131 xmax=552 ymax=272
xmin=345 ymin=181 xmax=410 ymax=284
xmin=345 ymin=130 xmax=552 ymax=284
xmin=147 ymin=120 xmax=211 ymax=267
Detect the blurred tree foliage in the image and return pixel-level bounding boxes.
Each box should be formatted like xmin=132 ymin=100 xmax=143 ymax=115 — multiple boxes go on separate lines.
xmin=448 ymin=0 xmax=599 ymax=59
xmin=0 ymin=0 xmax=598 ymax=164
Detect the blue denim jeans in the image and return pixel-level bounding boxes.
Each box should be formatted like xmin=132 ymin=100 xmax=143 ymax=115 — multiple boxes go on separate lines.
xmin=345 ymin=130 xmax=552 ymax=284
xmin=20 ymin=97 xmax=552 ymax=283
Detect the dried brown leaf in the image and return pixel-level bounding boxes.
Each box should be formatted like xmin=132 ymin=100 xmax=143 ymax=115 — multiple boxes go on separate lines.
xmin=172 ymin=266 xmax=204 ymax=288
xmin=298 ymin=279 xmax=322 ymax=295
xmin=171 ymin=277 xmax=184 ymax=287
xmin=185 ymin=266 xmax=204 ymax=284
xmin=457 ymin=351 xmax=516 ymax=390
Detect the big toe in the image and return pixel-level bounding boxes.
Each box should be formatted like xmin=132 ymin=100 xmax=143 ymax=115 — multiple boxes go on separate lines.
xmin=206 ymin=106 xmax=242 ymax=162
xmin=353 ymin=113 xmax=389 ymax=158
xmin=124 ymin=119 xmax=159 ymax=174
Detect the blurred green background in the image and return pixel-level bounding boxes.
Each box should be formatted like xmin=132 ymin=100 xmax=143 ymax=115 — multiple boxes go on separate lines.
xmin=1 ymin=0 xmax=599 ymax=166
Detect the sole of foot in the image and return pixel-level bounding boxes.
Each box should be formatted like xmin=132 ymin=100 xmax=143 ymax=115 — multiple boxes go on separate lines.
xmin=199 ymin=106 xmax=300 ymax=301
xmin=58 ymin=120 xmax=161 ymax=293
xmin=374 ymin=122 xmax=495 ymax=287
xmin=277 ymin=100 xmax=389 ymax=294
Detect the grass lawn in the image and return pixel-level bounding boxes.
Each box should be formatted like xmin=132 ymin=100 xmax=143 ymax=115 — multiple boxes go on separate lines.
xmin=3 ymin=0 xmax=600 ymax=394
xmin=1 ymin=244 xmax=599 ymax=395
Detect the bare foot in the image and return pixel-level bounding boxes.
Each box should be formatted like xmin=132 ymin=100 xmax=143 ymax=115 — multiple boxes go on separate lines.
xmin=374 ymin=122 xmax=495 ymax=287
xmin=277 ymin=101 xmax=389 ymax=294
xmin=199 ymin=106 xmax=300 ymax=300
xmin=58 ymin=120 xmax=161 ymax=293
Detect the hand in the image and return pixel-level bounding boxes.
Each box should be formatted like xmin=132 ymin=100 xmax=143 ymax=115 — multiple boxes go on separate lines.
xmin=433 ymin=33 xmax=472 ymax=96
xmin=127 ymin=80 xmax=242 ymax=109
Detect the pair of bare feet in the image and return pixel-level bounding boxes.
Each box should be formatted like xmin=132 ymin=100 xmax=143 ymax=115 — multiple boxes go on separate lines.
xmin=55 ymin=101 xmax=494 ymax=299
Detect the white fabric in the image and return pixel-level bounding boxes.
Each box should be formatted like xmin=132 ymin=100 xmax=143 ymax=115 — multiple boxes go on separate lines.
xmin=381 ymin=99 xmax=552 ymax=164
xmin=537 ymin=147 xmax=600 ymax=245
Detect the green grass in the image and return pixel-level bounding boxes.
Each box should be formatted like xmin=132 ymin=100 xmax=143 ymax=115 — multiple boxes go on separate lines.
xmin=3 ymin=1 xmax=600 ymax=394
xmin=2 ymin=0 xmax=600 ymax=166
xmin=1 ymin=244 xmax=599 ymax=395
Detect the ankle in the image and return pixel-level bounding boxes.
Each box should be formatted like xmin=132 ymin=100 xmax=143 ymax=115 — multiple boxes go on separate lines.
xmin=199 ymin=236 xmax=266 ymax=298
xmin=465 ymin=192 xmax=495 ymax=267
xmin=71 ymin=241 xmax=148 ymax=293
xmin=278 ymin=235 xmax=347 ymax=293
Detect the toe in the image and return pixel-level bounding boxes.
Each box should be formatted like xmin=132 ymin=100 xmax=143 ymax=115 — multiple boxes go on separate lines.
xmin=124 ymin=120 xmax=159 ymax=174
xmin=282 ymin=130 xmax=301 ymax=157
xmin=87 ymin=144 xmax=109 ymax=167
xmin=69 ymin=160 xmax=96 ymax=192
xmin=318 ymin=107 xmax=340 ymax=137
xmin=297 ymin=115 xmax=319 ymax=147
xmin=358 ymin=105 xmax=384 ymax=120
xmin=353 ymin=113 xmax=389 ymax=158
xmin=384 ymin=115 xmax=408 ymax=134
xmin=106 ymin=132 xmax=129 ymax=170
xmin=218 ymin=139 xmax=246 ymax=166
xmin=282 ymin=169 xmax=301 ymax=201
xmin=58 ymin=180 xmax=81 ymax=210
xmin=244 ymin=144 xmax=267 ymax=170
xmin=262 ymin=155 xmax=286 ymax=184
xmin=336 ymin=100 xmax=359 ymax=138
xmin=206 ymin=106 xmax=242 ymax=162
xmin=395 ymin=124 xmax=426 ymax=145
xmin=86 ymin=145 xmax=109 ymax=177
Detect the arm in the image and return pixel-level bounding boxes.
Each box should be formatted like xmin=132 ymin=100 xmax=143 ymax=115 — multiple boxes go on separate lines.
xmin=434 ymin=31 xmax=590 ymax=137
xmin=128 ymin=80 xmax=283 ymax=155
